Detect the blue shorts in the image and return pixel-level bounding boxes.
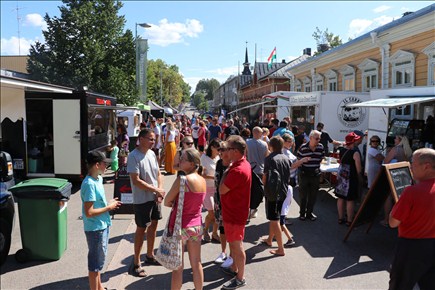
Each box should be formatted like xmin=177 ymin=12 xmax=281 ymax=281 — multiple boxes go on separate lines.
xmin=85 ymin=227 xmax=109 ymax=272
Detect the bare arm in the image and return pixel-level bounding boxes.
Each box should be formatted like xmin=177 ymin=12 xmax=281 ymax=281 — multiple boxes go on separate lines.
xmin=291 ymin=157 xmax=310 ymax=169
xmin=389 ymin=213 xmax=401 ymax=228
xmin=383 ymin=147 xmax=396 ymax=164
xmin=164 ymin=177 xmax=180 ymax=207
xmin=84 ymin=199 xmax=121 ymax=218
xmin=354 ymin=152 xmax=362 ymax=175
xmin=219 ymin=181 xmax=230 ymax=195
xmin=375 ymin=153 xmax=385 ymax=162
xmin=129 ymin=172 xmax=165 ymax=198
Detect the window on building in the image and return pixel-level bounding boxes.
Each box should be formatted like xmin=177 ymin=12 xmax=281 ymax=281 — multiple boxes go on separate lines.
xmin=325 ymin=69 xmax=338 ymax=91
xmin=423 ymin=42 xmax=435 ymax=86
xmin=303 ymin=77 xmax=311 ymax=92
xmin=314 ymin=74 xmax=324 ymax=91
xmin=340 ymin=65 xmax=355 ymax=91
xmin=390 ymin=50 xmax=415 ymax=88
xmin=358 ymin=59 xmax=379 ymax=92
xmin=324 ymin=70 xmax=337 ymax=91
xmin=295 ymin=79 xmax=302 ymax=92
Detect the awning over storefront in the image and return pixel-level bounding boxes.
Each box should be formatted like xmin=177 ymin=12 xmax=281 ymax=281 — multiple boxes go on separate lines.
xmin=88 ymin=104 xmax=140 ymax=111
xmin=346 ymin=96 xmax=435 ymax=108
xmin=227 ymin=100 xmax=273 ymax=115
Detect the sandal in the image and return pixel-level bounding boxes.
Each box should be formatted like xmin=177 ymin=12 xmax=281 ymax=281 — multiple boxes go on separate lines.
xmin=338 ymin=218 xmax=345 ymax=225
xmin=132 ymin=264 xmax=147 ymax=277
xmin=145 ymin=255 xmax=161 ymax=265
xmin=346 ymin=220 xmax=353 ymax=227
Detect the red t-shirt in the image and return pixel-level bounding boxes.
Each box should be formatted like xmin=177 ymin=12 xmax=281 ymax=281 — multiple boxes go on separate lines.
xmin=391 ymin=178 xmax=435 ymax=238
xmin=198 ymin=127 xmax=206 ymax=146
xmin=221 ymin=157 xmax=252 ymax=225
xmin=269 ymin=127 xmax=277 ymax=138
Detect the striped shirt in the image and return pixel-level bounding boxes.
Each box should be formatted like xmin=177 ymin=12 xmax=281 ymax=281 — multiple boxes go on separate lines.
xmin=297 ymin=142 xmax=324 ymax=172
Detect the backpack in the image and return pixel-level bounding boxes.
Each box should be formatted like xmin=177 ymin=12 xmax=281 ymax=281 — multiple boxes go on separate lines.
xmin=264 ymin=168 xmax=281 ymax=202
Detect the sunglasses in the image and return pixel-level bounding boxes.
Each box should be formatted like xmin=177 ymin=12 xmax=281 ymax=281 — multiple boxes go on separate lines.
xmin=370 ymin=140 xmax=380 ymax=143
xmin=184 ymin=142 xmax=194 ymax=145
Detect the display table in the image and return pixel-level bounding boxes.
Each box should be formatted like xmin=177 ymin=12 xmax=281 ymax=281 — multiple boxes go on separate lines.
xmin=320 ymin=158 xmax=339 ymax=190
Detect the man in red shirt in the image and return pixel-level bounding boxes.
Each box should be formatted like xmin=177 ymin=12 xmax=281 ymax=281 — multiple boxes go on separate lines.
xmin=219 ymin=135 xmax=251 ymax=289
xmin=389 ymin=148 xmax=435 ymax=290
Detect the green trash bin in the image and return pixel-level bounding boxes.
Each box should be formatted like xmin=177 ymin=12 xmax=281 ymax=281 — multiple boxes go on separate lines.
xmin=9 ymin=178 xmax=72 ymax=262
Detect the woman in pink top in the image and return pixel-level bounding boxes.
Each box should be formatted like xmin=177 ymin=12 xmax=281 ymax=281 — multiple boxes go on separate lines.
xmin=197 ymin=121 xmax=207 ymax=153
xmin=164 ymin=148 xmax=206 ymax=290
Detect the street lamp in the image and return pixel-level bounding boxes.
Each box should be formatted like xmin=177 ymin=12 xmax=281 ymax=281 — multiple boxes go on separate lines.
xmin=135 ymin=22 xmax=151 ymax=103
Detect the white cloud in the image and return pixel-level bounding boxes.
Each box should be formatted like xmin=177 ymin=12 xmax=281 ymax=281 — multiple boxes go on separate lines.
xmin=373 ymin=5 xmax=391 ymax=13
xmin=347 ymin=15 xmax=394 ymax=39
xmin=23 ymin=13 xmax=47 ymax=30
xmin=207 ymin=65 xmax=238 ymax=76
xmin=0 ymin=36 xmax=39 ymax=55
xmin=143 ymin=18 xmax=204 ymax=47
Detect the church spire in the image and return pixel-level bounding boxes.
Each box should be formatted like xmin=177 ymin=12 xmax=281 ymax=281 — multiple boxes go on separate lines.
xmin=242 ymin=41 xmax=251 ymax=75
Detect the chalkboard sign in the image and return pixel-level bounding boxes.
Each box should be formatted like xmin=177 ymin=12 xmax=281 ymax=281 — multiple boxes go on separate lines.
xmin=344 ymin=161 xmax=413 ymax=241
xmin=111 ymin=164 xmax=135 ymax=217
xmin=384 ymin=162 xmax=413 ymax=202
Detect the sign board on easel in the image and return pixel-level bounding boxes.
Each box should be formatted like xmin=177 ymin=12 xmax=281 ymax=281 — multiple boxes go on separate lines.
xmin=344 ymin=161 xmax=413 ymax=241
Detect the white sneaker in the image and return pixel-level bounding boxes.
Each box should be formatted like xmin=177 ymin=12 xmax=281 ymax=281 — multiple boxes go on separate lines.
xmin=249 ymin=209 xmax=258 ymax=219
xmin=214 ymin=252 xmax=227 ymax=264
xmin=221 ymin=256 xmax=234 ymax=268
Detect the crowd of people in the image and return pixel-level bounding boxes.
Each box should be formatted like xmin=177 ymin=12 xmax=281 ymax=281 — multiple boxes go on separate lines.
xmin=79 ymin=112 xmax=435 ymax=290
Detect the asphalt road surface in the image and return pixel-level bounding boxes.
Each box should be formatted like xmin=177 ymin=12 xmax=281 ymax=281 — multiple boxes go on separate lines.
xmin=1 ymin=168 xmax=401 ymax=289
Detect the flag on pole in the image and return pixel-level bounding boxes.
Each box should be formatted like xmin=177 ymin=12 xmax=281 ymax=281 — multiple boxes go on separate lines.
xmin=267 ymin=47 xmax=276 ymax=68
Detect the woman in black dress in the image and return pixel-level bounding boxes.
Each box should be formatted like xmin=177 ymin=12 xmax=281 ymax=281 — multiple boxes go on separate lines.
xmin=335 ymin=132 xmax=362 ymax=226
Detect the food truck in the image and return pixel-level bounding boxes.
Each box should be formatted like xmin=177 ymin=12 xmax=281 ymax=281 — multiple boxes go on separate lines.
xmin=269 ymin=91 xmax=371 ymax=153
xmin=24 ymin=90 xmax=117 ymax=180
xmin=1 ymin=71 xmax=120 ymax=180
xmin=345 ymin=86 xmax=435 ymax=174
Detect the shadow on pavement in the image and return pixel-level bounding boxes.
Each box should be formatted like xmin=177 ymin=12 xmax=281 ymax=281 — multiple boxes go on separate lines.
xmin=290 ymin=185 xmax=397 ymax=280
xmin=0 ymin=256 xmax=51 ymax=275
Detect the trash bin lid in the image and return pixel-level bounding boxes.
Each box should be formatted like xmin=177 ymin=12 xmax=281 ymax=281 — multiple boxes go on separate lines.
xmin=10 ymin=178 xmax=69 ymax=190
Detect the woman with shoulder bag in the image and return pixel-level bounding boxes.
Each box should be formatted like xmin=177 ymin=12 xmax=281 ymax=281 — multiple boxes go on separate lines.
xmin=164 ymin=148 xmax=206 ymax=290
xmin=335 ymin=132 xmax=362 ymax=226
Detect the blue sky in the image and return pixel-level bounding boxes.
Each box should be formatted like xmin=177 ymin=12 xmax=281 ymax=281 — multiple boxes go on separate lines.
xmin=1 ymin=1 xmax=432 ymax=92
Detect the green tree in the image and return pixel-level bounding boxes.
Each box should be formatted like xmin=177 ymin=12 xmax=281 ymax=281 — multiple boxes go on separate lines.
xmin=27 ymin=0 xmax=137 ymax=105
xmin=147 ymin=59 xmax=191 ymax=107
xmin=195 ymin=78 xmax=220 ymax=100
xmin=312 ymin=27 xmax=343 ymax=55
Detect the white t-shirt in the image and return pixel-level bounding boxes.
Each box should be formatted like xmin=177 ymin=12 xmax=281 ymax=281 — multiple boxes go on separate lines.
xmin=163 ymin=128 xmax=178 ymax=142
xmin=153 ymin=126 xmax=162 ymax=149
xmin=191 ymin=123 xmax=200 ymax=138
xmin=282 ymin=148 xmax=297 ymax=178
xmin=200 ymin=154 xmax=220 ymax=187
xmin=281 ymin=185 xmax=293 ymax=216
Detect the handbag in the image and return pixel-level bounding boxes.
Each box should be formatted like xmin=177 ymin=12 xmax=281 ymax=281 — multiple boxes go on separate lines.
xmin=155 ymin=176 xmax=186 ymax=270
xmin=335 ymin=150 xmax=351 ymax=197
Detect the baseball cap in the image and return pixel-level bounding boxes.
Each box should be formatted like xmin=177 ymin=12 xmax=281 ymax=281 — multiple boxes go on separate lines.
xmin=353 ymin=130 xmax=364 ymax=137
xmin=86 ymin=151 xmax=112 ymax=165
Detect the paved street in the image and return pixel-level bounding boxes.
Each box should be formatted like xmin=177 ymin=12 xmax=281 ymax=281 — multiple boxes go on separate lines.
xmin=0 ymin=171 xmax=398 ymax=289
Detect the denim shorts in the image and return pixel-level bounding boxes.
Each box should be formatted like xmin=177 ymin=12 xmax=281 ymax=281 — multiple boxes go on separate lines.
xmin=85 ymin=227 xmax=109 ymax=272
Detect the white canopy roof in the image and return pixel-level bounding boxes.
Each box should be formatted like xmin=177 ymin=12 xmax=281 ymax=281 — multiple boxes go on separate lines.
xmin=346 ymin=96 xmax=435 ymax=108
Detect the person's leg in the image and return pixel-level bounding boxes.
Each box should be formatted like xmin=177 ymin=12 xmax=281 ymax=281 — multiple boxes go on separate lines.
xmin=269 ymin=220 xmax=285 ymax=256
xmin=146 ymin=220 xmax=158 ymax=258
xmin=337 ymin=198 xmax=345 ymax=221
xmin=346 ymin=200 xmax=355 ymax=223
xmin=96 ymin=272 xmax=104 ymax=290
xmin=229 ymin=240 xmax=246 ymax=280
xmin=187 ymin=239 xmax=204 ymax=290
xmin=134 ymin=226 xmax=146 ymax=265
xmin=203 ymin=211 xmax=212 ymax=240
xmin=88 ymin=272 xmax=100 ymax=290
xmin=298 ymin=174 xmax=308 ymax=217
xmin=171 ymin=243 xmax=184 ymax=290
xmin=306 ymin=176 xmax=320 ymax=218
xmin=280 ymin=217 xmax=292 ymax=240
